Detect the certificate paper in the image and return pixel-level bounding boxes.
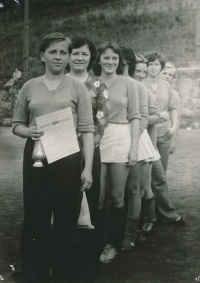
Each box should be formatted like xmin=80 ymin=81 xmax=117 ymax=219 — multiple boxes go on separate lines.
xmin=35 ymin=108 xmax=80 ymax=164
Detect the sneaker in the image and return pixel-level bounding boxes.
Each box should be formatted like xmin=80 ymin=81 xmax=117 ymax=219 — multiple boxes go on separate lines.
xmin=142 ymin=221 xmax=155 ymax=235
xmin=100 ymin=244 xmax=117 ymax=264
xmin=121 ymin=238 xmax=135 ymax=253
xmin=135 ymin=230 xmax=146 ymax=244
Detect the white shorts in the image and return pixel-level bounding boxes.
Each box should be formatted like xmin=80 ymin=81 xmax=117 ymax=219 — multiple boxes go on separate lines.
xmin=100 ymin=123 xmax=131 ymax=163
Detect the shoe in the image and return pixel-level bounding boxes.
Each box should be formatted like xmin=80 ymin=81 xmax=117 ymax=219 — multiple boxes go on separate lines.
xmin=135 ymin=230 xmax=146 ymax=244
xmin=100 ymin=244 xmax=117 ymax=264
xmin=172 ymin=217 xmax=185 ymax=226
xmin=121 ymin=238 xmax=135 ymax=253
xmin=142 ymin=222 xmax=155 ymax=235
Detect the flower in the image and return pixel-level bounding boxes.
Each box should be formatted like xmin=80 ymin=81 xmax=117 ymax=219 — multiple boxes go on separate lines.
xmin=94 ymin=81 xmax=100 ymax=88
xmin=103 ymin=90 xmax=108 ymax=99
xmin=96 ymin=111 xmax=104 ymax=119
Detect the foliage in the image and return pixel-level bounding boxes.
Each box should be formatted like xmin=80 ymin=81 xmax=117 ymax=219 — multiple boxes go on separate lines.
xmin=0 ymin=0 xmax=196 ymax=81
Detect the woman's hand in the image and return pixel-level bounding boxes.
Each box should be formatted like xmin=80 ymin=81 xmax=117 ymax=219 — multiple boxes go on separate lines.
xmin=81 ymin=168 xmax=93 ymax=191
xmin=166 ymin=126 xmax=176 ymax=137
xmin=127 ymin=148 xmax=138 ymax=167
xmin=29 ymin=126 xmax=44 ymax=141
xmin=160 ymin=111 xmax=169 ymax=122
xmin=170 ymin=140 xmax=176 ymax=154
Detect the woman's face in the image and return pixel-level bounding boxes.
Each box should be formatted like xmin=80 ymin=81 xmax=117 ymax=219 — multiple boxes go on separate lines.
xmin=147 ymin=59 xmax=162 ymax=78
xmin=69 ymin=44 xmax=91 ymax=73
xmin=159 ymin=68 xmax=175 ymax=84
xmin=133 ymin=63 xmax=148 ymax=82
xmin=41 ymin=40 xmax=69 ymax=75
xmin=99 ymin=48 xmax=119 ymax=76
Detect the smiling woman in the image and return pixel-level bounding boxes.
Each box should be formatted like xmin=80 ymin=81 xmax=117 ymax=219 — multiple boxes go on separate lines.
xmin=66 ymin=37 xmax=109 ymax=282
xmin=93 ymin=42 xmax=141 ymax=264
xmin=12 ymin=32 xmax=95 ymax=283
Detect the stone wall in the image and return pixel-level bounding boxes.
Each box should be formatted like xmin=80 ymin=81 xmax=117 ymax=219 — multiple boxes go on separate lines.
xmin=173 ymin=66 xmax=200 ymax=129
xmin=0 ymin=69 xmax=21 ymax=126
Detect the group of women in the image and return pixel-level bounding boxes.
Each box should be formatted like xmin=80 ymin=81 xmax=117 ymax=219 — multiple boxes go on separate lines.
xmin=12 ymin=32 xmax=183 ymax=283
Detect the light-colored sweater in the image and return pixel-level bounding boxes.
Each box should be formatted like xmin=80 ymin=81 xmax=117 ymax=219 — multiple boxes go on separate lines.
xmin=12 ymin=75 xmax=94 ymax=134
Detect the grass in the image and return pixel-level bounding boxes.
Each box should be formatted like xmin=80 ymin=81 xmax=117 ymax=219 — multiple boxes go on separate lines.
xmin=0 ymin=0 xmax=196 ymax=83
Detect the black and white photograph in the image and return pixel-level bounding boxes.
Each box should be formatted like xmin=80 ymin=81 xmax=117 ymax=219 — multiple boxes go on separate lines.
xmin=0 ymin=0 xmax=200 ymax=282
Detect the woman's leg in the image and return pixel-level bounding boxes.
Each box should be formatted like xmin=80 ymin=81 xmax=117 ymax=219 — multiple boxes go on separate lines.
xmin=125 ymin=161 xmax=143 ymax=218
xmin=157 ymin=135 xmax=171 ymax=174
xmin=22 ymin=139 xmax=52 ymax=283
xmin=141 ymin=162 xmax=156 ymax=235
xmin=51 ymin=152 xmax=82 ymax=282
xmin=98 ymin=163 xmax=108 ymax=210
xmin=152 ymin=158 xmax=180 ymax=223
xmin=100 ymin=163 xmax=129 ymax=263
xmin=107 ymin=163 xmax=129 ymax=244
xmin=121 ymin=161 xmax=143 ymax=252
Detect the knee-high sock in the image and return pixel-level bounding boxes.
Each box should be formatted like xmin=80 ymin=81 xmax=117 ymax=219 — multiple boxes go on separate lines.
xmin=138 ymin=196 xmax=146 ymax=229
xmin=107 ymin=206 xmax=125 ymax=247
xmin=144 ymin=196 xmax=155 ymax=222
xmin=124 ymin=216 xmax=139 ymax=240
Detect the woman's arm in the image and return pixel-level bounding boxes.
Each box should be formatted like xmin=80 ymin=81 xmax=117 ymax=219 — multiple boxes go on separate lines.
xmin=147 ymin=89 xmax=160 ymax=125
xmin=148 ymin=114 xmax=159 ymax=125
xmin=168 ymin=108 xmax=178 ymax=136
xmin=170 ymin=119 xmax=179 ymax=154
xmin=81 ymin=133 xmax=94 ymax=191
xmin=170 ymin=90 xmax=180 ymax=154
xmin=127 ymin=79 xmax=141 ymax=166
xmin=127 ymin=118 xmax=140 ymax=167
xmin=14 ymin=125 xmax=44 ymax=140
xmin=137 ymin=82 xmax=148 ymax=136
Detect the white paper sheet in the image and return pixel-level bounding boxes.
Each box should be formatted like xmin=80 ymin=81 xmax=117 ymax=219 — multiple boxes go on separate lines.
xmin=36 ymin=107 xmax=80 ymax=164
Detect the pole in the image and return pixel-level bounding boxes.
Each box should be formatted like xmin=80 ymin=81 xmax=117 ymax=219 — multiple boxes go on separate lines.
xmin=23 ymin=0 xmax=29 ymax=74
xmin=196 ymin=0 xmax=200 ymax=61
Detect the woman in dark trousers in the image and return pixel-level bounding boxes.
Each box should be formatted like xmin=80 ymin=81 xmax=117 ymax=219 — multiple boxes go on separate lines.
xmin=12 ymin=33 xmax=94 ymax=283
xmin=67 ymin=37 xmax=109 ymax=282
xmin=143 ymin=51 xmax=184 ymax=225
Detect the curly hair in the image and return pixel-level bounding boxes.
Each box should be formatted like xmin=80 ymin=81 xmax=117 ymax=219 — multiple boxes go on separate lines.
xmin=144 ymin=51 xmax=166 ymax=70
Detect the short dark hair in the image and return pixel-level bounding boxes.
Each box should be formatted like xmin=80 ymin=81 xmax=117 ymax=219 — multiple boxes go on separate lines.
xmin=40 ymin=32 xmax=72 ymax=66
xmin=144 ymin=51 xmax=166 ymax=70
xmin=120 ymin=47 xmax=136 ymax=77
xmin=67 ymin=37 xmax=96 ymax=71
xmin=93 ymin=41 xmax=126 ymax=76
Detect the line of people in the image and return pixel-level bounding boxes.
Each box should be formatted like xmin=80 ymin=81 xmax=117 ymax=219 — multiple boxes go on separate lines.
xmin=12 ymin=32 xmax=183 ymax=283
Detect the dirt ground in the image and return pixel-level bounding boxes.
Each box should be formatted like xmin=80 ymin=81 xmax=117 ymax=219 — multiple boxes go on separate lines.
xmin=0 ymin=127 xmax=200 ymax=283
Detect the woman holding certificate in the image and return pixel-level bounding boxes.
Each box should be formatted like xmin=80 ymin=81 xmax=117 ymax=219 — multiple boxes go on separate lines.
xmin=12 ymin=33 xmax=94 ymax=283
xmin=93 ymin=42 xmax=141 ymax=264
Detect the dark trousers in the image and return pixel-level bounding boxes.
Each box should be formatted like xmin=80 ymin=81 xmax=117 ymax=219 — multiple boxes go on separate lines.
xmin=79 ymin=146 xmax=101 ymax=282
xmin=152 ymin=134 xmax=180 ymax=223
xmin=85 ymin=146 xmax=101 ymax=227
xmin=157 ymin=133 xmax=172 ymax=174
xmin=22 ymin=139 xmax=82 ymax=283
